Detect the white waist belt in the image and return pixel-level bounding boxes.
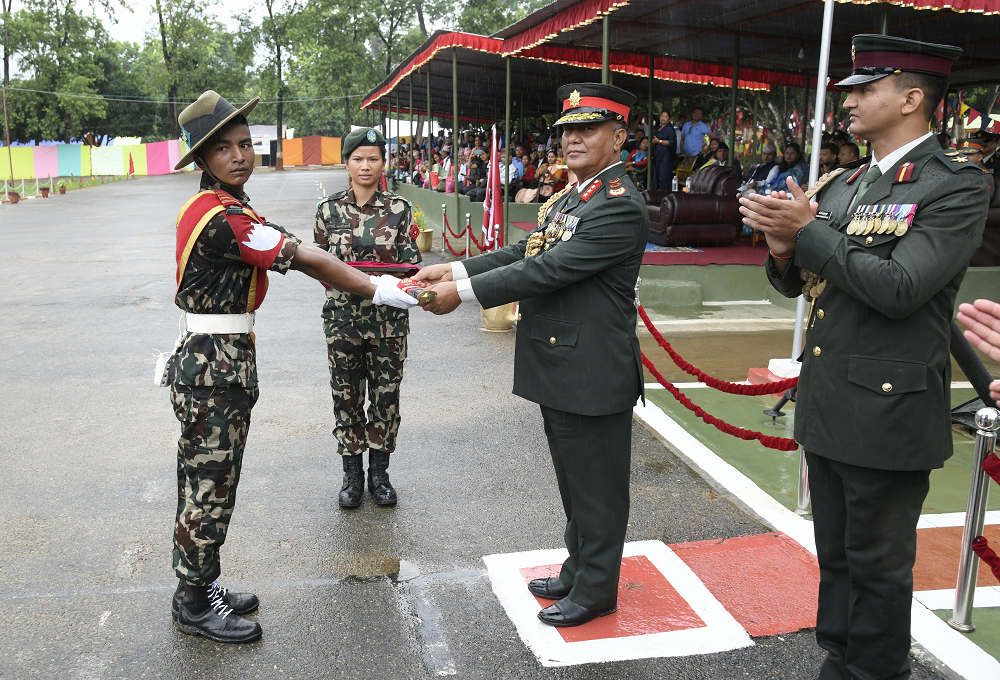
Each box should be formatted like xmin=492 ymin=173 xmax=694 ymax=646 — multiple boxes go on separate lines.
xmin=183 ymin=312 xmax=255 ymax=335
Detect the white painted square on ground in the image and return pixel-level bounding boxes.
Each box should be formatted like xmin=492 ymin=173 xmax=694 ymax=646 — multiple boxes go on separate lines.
xmin=482 ymin=539 xmax=753 ymax=667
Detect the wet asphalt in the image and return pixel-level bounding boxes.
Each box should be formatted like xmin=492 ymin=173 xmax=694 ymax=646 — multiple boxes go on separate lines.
xmin=0 ymin=169 xmax=948 ymax=679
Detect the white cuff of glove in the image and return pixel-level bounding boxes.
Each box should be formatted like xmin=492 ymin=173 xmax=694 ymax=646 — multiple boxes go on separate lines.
xmin=371 ymin=274 xmax=419 ymax=309
xmin=456 ymin=279 xmax=478 ymax=303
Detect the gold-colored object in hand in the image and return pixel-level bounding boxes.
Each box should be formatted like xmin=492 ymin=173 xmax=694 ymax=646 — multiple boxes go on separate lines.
xmin=416 ymin=289 xmax=437 ymax=304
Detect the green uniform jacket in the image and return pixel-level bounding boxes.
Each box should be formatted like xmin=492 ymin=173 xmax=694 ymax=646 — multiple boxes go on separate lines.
xmin=463 ymin=163 xmax=649 ymax=416
xmin=768 ymin=136 xmax=992 ymax=470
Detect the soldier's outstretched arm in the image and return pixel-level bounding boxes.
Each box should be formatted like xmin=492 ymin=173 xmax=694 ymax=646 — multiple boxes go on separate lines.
xmin=290 ymin=244 xmax=417 ymax=308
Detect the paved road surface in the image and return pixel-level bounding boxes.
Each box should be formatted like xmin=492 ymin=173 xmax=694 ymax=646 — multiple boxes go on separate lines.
xmin=0 ymin=170 xmax=947 ymax=678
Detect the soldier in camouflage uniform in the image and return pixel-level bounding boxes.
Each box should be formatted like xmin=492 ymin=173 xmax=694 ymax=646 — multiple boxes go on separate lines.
xmin=315 ymin=127 xmax=422 ymax=508
xmin=164 ymin=93 xmax=417 ymax=644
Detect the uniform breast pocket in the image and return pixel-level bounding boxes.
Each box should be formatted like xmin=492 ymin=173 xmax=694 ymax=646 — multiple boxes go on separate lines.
xmin=847 ymin=356 xmax=927 ymax=396
xmin=530 ymin=316 xmax=580 ymax=349
xmin=846 ymin=232 xmax=899 ymax=258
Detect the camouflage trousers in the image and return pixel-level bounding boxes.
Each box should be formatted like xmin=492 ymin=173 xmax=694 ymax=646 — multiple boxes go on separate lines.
xmin=325 ymin=333 xmax=407 ymax=456
xmin=170 ymin=383 xmax=257 ymax=585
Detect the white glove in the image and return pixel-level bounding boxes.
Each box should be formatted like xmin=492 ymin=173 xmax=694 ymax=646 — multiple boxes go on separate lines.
xmin=371 ymin=274 xmax=419 ymax=309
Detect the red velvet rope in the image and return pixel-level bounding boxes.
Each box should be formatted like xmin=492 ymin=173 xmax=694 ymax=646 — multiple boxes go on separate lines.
xmin=443 ymin=212 xmax=465 ymax=239
xmin=637 ymin=304 xmax=798 ymax=396
xmin=972 ymin=536 xmax=1000 ymax=582
xmin=642 ymin=354 xmax=799 ymax=450
xmin=983 ymin=452 xmax=1000 ymax=487
xmin=468 ymin=227 xmax=485 ymax=251
xmin=444 ymin=239 xmax=467 ymax=257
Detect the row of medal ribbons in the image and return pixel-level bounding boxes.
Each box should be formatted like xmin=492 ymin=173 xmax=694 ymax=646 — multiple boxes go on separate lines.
xmin=847 ymin=203 xmax=917 ymax=237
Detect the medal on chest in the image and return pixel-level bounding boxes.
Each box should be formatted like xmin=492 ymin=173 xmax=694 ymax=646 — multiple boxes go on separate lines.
xmin=526 ymin=211 xmax=580 ymax=257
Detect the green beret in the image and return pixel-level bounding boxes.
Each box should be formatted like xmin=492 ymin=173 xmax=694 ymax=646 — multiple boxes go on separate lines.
xmin=343 ymin=127 xmax=386 ymax=158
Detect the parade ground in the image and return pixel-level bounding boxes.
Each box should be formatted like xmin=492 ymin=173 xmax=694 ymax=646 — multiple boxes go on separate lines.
xmin=0 ymin=168 xmax=994 ymax=678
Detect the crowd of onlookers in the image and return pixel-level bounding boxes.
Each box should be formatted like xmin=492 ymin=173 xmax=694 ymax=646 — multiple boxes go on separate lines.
xmin=382 ymin=109 xmax=999 ymax=209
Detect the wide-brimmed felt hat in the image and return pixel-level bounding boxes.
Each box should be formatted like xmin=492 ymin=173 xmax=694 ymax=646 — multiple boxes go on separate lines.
xmin=174 ymin=90 xmax=259 ymax=171
xmin=554 ymin=83 xmax=637 ymax=127
xmin=834 ymin=34 xmax=962 ymax=90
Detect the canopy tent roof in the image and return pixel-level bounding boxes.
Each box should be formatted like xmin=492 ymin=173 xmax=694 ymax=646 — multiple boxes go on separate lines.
xmin=361 ymin=30 xmax=815 ymax=119
xmin=494 ymin=0 xmax=1000 ymax=88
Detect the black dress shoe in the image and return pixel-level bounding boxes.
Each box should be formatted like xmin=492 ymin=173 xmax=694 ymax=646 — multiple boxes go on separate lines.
xmin=528 ymin=577 xmax=571 ymax=600
xmin=537 ymin=597 xmax=617 ymax=627
xmin=172 ymin=581 xmax=259 ymax=618
xmin=174 ymin=584 xmax=262 ymax=643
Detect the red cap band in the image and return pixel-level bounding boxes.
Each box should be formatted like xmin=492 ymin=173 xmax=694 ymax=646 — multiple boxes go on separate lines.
xmin=853 ymin=50 xmax=953 ymax=77
xmin=563 ymin=96 xmax=630 ymax=119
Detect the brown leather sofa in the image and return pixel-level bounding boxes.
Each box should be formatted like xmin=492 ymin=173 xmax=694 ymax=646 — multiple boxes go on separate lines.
xmin=642 ymin=165 xmax=741 ymax=246
xmin=969 ymin=178 xmax=1000 ymax=266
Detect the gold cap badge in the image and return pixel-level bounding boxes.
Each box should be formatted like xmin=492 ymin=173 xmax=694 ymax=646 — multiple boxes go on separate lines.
xmin=568 ymin=90 xmax=582 ymax=108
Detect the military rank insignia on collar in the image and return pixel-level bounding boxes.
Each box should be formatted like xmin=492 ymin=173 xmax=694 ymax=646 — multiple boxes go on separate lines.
xmin=893 ymin=162 xmax=916 ymax=183
xmin=846 ymin=164 xmax=868 ymax=184
xmin=581 ymin=178 xmax=603 ymax=201
xmin=607 ymin=177 xmax=626 ymax=197
xmin=225 ymin=206 xmax=245 ymax=215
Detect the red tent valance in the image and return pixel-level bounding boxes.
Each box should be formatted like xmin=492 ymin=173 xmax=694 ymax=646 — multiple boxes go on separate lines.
xmin=838 ymin=0 xmax=1000 ymax=14
xmin=500 ymin=0 xmax=630 ymax=55
xmin=360 ymin=31 xmax=824 ymax=110
xmin=361 ymin=32 xmax=503 ymax=109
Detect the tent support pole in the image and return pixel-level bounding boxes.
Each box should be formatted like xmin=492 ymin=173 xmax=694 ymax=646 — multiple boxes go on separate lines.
xmin=602 ymin=16 xmax=610 ymax=84
xmin=452 ymin=47 xmax=459 ymax=147
xmin=453 ymin=47 xmax=461 ymax=240
xmin=730 ymin=35 xmax=740 ymax=170
xmin=795 ymin=0 xmax=837 ymax=362
xmin=504 ymin=56 xmax=512 ymax=244
xmin=648 ymin=53 xmax=654 ymax=190
xmin=426 ymin=63 xmax=433 ymax=146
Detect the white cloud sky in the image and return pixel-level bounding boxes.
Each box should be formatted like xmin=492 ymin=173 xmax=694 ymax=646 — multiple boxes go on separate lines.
xmin=100 ymin=0 xmax=247 ymax=45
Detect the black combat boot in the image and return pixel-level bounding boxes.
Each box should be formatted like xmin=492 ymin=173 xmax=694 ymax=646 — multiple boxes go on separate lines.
xmin=174 ymin=582 xmax=262 ymax=643
xmin=172 ymin=580 xmax=259 ymax=618
xmin=339 ymin=453 xmax=364 ymax=508
xmin=367 ymin=449 xmax=397 ymax=506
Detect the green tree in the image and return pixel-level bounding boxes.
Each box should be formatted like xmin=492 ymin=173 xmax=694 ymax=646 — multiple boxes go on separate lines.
xmin=7 ymin=0 xmax=109 ymax=141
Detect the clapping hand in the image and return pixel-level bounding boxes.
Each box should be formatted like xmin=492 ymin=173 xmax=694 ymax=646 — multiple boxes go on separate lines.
xmin=957 ymin=299 xmax=1000 ymax=407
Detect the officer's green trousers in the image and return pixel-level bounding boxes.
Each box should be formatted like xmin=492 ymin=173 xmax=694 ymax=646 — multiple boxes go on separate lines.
xmin=540 ymin=405 xmax=632 ymax=611
xmin=807 ymin=451 xmax=930 ymax=680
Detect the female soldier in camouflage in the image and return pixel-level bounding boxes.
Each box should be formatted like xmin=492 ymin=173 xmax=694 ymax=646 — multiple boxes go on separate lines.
xmin=315 ymin=128 xmax=422 ymax=508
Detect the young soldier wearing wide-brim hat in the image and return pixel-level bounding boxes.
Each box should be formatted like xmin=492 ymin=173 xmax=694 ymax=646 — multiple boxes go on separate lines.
xmin=314 ymin=127 xmax=421 ymax=509
xmin=163 ymin=91 xmax=417 ymax=643
xmin=742 ymin=35 xmax=993 ymax=677
xmin=415 ymin=83 xmax=649 ymax=627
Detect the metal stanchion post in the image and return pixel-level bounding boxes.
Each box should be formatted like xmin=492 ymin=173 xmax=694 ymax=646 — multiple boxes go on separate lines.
xmin=465 ymin=213 xmax=471 ymax=259
xmin=441 ymin=203 xmax=447 ymax=252
xmin=949 ymin=407 xmax=1000 ymax=632
xmin=796 ymin=448 xmax=811 ymax=514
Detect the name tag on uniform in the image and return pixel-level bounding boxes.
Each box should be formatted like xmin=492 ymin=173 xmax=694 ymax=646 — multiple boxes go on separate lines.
xmin=816 ymin=210 xmax=831 ymax=220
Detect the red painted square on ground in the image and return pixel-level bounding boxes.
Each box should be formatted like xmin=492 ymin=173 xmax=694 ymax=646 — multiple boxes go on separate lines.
xmin=671 ymin=532 xmax=819 ymax=637
xmin=520 ymin=555 xmax=706 ymax=643
xmin=914 ymin=525 xmax=1000 ymax=591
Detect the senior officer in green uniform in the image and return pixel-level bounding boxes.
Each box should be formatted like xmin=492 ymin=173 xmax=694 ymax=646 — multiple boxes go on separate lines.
xmin=315 ymin=127 xmax=421 ymax=508
xmin=741 ymin=36 xmax=992 ymax=679
xmin=416 ymin=83 xmax=649 ymax=627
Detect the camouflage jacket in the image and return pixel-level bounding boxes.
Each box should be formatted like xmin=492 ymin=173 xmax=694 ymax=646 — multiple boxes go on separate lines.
xmin=170 ymin=173 xmax=301 ymax=387
xmin=314 ymin=187 xmax=420 ymax=338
